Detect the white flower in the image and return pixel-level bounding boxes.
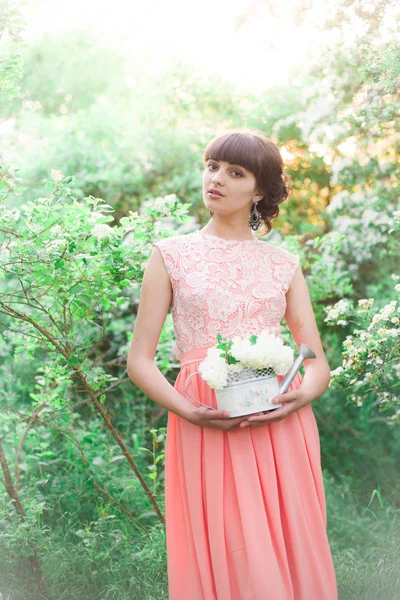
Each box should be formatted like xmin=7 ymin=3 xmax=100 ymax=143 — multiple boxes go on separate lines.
xmin=92 ymin=224 xmax=114 ymax=239
xmin=198 ymin=347 xmax=229 ymax=389
xmin=395 ymin=284 xmax=400 ymax=292
xmin=331 ymin=366 xmax=344 ymax=377
xmin=230 ymin=337 xmax=254 ymax=366
xmin=46 ymin=238 xmax=65 ymax=250
xmin=358 ymin=298 xmax=374 ymax=310
xmin=51 ymin=169 xmax=63 ymax=182
xmin=271 ymin=345 xmax=294 ymax=375
xmin=324 ymin=299 xmax=352 ymax=322
xmin=231 ymin=332 xmax=292 ymax=372
xmin=199 ymin=361 xmax=228 ymax=389
xmin=227 ymin=363 xmax=244 ymax=373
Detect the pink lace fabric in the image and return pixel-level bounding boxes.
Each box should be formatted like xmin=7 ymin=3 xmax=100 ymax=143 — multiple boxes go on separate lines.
xmin=152 ymin=229 xmax=300 ymax=360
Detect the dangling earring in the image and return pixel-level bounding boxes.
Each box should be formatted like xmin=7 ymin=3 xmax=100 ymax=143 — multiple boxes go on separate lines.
xmin=248 ymin=201 xmax=262 ymax=230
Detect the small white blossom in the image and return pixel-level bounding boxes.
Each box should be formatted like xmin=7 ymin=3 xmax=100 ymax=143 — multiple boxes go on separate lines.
xmin=92 ymin=224 xmax=114 ymax=239
xmin=359 ymin=331 xmax=371 ymax=340
xmin=358 ymin=298 xmax=374 ymax=310
xmin=330 ymin=366 xmax=343 ymax=377
xmin=227 ymin=363 xmax=244 ymax=374
xmin=324 ymin=299 xmax=352 ymax=322
xmin=51 ymin=169 xmax=63 ymax=182
xmin=46 ymin=238 xmax=66 ymax=250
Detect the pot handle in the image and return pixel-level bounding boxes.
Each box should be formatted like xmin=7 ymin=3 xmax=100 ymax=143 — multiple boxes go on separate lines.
xmin=184 ymin=371 xmax=217 ymax=411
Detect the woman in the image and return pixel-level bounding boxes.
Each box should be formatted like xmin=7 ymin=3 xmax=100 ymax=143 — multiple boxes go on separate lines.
xmin=127 ymin=129 xmax=338 ymax=599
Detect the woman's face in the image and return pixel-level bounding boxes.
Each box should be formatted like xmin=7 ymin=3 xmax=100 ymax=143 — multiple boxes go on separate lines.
xmin=202 ymin=159 xmax=263 ymax=216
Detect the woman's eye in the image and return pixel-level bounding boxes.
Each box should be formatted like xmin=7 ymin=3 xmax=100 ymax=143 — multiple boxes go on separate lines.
xmin=206 ymin=164 xmax=242 ymax=176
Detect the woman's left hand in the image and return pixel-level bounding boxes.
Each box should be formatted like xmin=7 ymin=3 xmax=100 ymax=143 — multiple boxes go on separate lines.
xmin=238 ymin=389 xmax=314 ymax=428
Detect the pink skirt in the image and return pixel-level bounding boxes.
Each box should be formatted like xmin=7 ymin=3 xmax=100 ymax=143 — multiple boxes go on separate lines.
xmin=165 ymin=346 xmax=338 ymax=600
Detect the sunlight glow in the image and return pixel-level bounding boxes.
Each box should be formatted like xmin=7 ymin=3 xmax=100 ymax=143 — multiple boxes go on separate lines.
xmin=21 ymin=0 xmax=330 ymax=92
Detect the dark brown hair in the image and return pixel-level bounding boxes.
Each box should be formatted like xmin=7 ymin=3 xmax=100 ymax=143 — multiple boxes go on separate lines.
xmin=203 ymin=129 xmax=292 ymax=233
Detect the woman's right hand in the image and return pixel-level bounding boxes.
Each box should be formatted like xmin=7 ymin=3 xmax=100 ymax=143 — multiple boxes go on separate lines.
xmin=183 ymin=406 xmax=248 ymax=431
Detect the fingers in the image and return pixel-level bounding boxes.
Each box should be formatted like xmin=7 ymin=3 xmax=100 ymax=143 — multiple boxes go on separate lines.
xmin=199 ymin=407 xmax=231 ymax=419
xmin=271 ymin=390 xmax=303 ymax=405
xmin=206 ymin=415 xmax=249 ymax=431
xmin=239 ymin=406 xmax=291 ymax=427
xmin=249 ymin=407 xmax=289 ymax=421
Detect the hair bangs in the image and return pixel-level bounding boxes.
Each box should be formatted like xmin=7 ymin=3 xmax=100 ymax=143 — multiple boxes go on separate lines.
xmin=203 ymin=132 xmax=263 ymax=176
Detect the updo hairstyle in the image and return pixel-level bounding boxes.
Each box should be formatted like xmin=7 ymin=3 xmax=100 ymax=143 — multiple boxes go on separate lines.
xmin=203 ymin=129 xmax=292 ymax=233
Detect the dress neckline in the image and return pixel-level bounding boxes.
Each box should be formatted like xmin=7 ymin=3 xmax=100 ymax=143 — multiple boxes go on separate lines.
xmin=198 ymin=229 xmax=259 ymax=244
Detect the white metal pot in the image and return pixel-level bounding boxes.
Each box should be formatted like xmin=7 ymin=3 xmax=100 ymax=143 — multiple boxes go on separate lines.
xmin=184 ymin=343 xmax=316 ymax=418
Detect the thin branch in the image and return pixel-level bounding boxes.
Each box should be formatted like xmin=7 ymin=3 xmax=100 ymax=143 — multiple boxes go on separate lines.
xmin=0 ymin=228 xmax=23 ymax=237
xmin=0 ymin=322 xmax=43 ymax=342
xmin=0 ymin=442 xmax=52 ymax=599
xmin=15 ymin=402 xmax=46 ymax=490
xmin=0 ymin=301 xmax=68 ymax=357
xmin=71 ymin=366 xmax=165 ymax=524
xmin=95 ymin=374 xmax=131 ymax=398
xmin=148 ymin=407 xmax=167 ymax=428
xmin=70 ymin=427 xmax=148 ymax=533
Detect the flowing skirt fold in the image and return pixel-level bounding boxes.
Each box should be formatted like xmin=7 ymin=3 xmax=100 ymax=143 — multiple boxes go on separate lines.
xmin=165 ymin=347 xmax=338 ymax=600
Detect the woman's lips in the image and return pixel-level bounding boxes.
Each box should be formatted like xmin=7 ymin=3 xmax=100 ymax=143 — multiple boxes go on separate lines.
xmin=208 ymin=189 xmax=225 ymax=198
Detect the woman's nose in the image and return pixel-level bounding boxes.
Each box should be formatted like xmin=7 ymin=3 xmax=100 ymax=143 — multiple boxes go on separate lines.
xmin=211 ymin=171 xmax=224 ymax=186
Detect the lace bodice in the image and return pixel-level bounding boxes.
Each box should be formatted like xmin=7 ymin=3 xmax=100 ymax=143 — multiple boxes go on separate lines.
xmin=152 ymin=229 xmax=300 ymax=360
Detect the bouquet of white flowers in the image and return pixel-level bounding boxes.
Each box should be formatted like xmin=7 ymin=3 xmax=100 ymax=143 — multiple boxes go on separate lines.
xmin=198 ymin=329 xmax=294 ymax=390
xmin=183 ymin=329 xmax=305 ymax=418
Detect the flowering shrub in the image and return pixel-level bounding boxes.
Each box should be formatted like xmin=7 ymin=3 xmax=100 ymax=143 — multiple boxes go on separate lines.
xmin=198 ymin=330 xmax=294 ymax=390
xmin=325 ymin=276 xmax=400 ymax=425
xmin=0 ymin=175 xmax=192 ymax=523
xmin=325 ymin=187 xmax=399 ymax=270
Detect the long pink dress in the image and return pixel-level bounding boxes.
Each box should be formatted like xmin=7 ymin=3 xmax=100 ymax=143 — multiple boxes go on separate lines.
xmin=153 ymin=229 xmax=338 ymax=600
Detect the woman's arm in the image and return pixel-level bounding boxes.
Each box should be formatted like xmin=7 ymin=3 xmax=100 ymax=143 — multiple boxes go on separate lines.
xmin=127 ymin=247 xmax=193 ymax=419
xmin=283 ymin=265 xmax=331 ymax=402
xmin=241 ymin=265 xmax=331 ymax=427
xmin=127 ymin=247 xmax=246 ymax=430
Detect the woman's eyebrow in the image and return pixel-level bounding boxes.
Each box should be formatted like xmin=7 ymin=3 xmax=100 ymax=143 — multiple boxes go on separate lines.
xmin=206 ymin=159 xmax=247 ymax=171
xmin=229 ymin=163 xmax=247 ymax=171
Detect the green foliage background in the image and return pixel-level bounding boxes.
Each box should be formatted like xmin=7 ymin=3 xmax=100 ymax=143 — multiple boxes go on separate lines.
xmin=0 ymin=0 xmax=399 ymax=598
